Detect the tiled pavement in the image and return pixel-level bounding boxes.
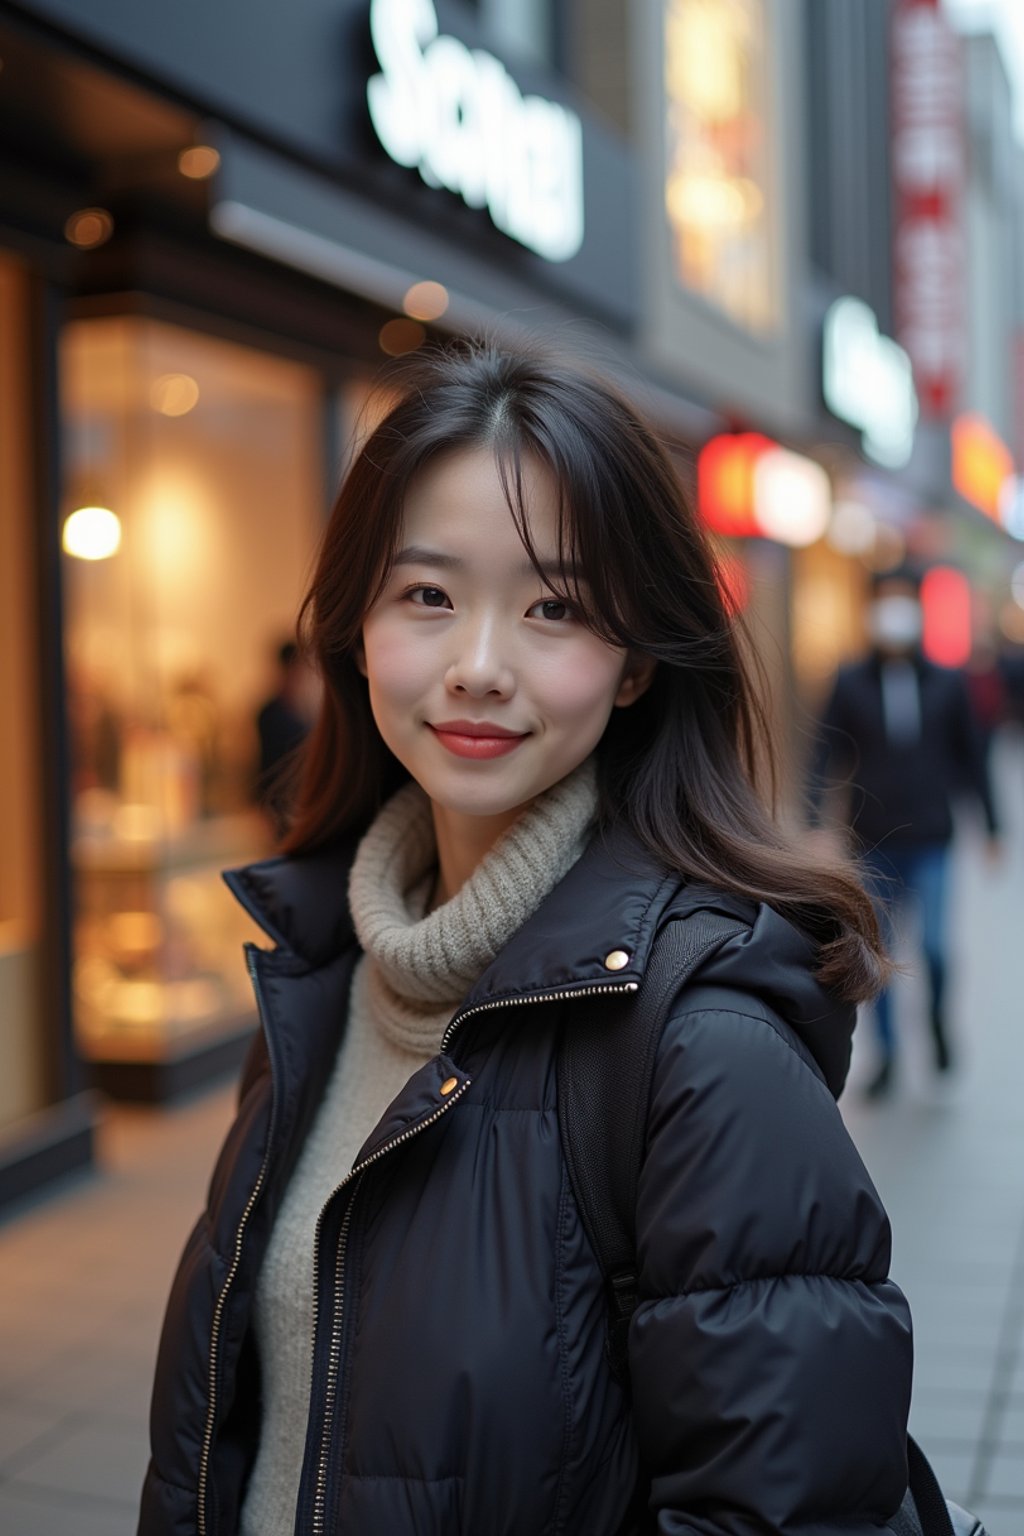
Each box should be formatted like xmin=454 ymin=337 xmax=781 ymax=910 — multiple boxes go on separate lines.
xmin=842 ymin=730 xmax=1024 ymax=1533
xmin=0 ymin=1088 xmax=236 ymax=1534
xmin=1 ymin=734 xmax=1022 ymax=1535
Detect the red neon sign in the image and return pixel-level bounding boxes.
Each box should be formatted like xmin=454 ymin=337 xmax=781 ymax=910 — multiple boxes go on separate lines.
xmin=697 ymin=433 xmax=773 ymax=537
xmin=891 ymin=0 xmax=966 ymax=418
xmin=922 ymin=565 xmax=971 ymax=667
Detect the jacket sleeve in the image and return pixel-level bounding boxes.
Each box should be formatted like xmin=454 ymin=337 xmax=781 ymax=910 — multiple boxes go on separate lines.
xmin=629 ymin=999 xmax=913 ymax=1535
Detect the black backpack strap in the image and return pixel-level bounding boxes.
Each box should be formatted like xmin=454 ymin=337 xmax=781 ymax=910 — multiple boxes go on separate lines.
xmin=906 ymin=1438 xmax=956 ymax=1536
xmin=556 ymin=908 xmax=748 ymax=1385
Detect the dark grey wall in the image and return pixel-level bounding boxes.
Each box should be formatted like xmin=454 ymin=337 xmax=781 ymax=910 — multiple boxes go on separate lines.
xmin=562 ymin=0 xmax=632 ymax=139
xmin=4 ymin=0 xmax=636 ymax=326
xmin=804 ymin=0 xmax=893 ymax=332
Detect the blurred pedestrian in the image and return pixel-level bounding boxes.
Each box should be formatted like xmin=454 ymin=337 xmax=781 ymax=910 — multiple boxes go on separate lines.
xmin=998 ymin=640 xmax=1024 ymax=726
xmin=966 ymin=637 xmax=1008 ymax=772
xmin=254 ymin=637 xmax=319 ymax=832
xmin=140 ymin=342 xmax=912 ymax=1535
xmin=812 ymin=565 xmax=1000 ymax=1097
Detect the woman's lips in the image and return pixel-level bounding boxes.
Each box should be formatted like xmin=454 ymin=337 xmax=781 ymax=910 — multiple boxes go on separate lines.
xmin=427 ymin=724 xmax=529 ymax=760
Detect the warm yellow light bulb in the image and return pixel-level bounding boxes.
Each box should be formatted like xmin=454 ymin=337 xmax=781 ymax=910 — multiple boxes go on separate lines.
xmin=63 ymin=505 xmax=122 ymax=560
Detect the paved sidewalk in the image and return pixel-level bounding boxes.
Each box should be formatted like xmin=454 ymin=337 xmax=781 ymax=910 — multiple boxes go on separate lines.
xmin=1 ymin=734 xmax=1022 ymax=1535
xmin=841 ymin=731 xmax=1024 ymax=1533
xmin=0 ymin=1086 xmax=237 ymax=1535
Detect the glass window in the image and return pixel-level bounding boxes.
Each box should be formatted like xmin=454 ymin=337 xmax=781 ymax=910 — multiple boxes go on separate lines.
xmin=664 ymin=0 xmax=780 ymax=335
xmin=0 ymin=254 xmax=48 ymax=1129
xmin=60 ymin=317 xmax=324 ymax=1067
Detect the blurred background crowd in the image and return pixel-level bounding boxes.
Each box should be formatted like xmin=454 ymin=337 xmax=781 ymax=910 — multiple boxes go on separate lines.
xmin=2 ymin=0 xmax=1024 ymax=1512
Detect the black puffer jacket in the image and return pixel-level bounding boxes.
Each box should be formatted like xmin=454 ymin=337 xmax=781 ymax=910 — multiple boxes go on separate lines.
xmin=139 ymin=825 xmax=912 ymax=1536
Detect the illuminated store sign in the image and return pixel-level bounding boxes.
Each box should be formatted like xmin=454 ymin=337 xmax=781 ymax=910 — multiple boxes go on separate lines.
xmin=698 ymin=434 xmax=831 ymax=548
xmin=367 ymin=0 xmax=585 ymax=263
xmin=891 ymin=0 xmax=966 ymax=417
xmin=951 ymin=412 xmax=1014 ymax=521
xmin=922 ymin=566 xmax=971 ymax=668
xmin=823 ymin=297 xmax=919 ymax=469
xmin=663 ymin=0 xmax=778 ymax=336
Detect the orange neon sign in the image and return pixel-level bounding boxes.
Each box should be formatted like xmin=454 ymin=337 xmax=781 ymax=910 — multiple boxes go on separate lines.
xmin=951 ymin=413 xmax=1014 ymax=521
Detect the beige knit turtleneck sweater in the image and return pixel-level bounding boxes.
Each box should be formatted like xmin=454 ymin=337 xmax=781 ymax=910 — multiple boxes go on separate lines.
xmin=239 ymin=760 xmax=598 ymax=1536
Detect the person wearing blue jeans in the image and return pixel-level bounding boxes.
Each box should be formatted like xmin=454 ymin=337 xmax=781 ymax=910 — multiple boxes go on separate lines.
xmin=862 ymin=842 xmax=951 ymax=1091
xmin=812 ymin=566 xmax=1000 ymax=1097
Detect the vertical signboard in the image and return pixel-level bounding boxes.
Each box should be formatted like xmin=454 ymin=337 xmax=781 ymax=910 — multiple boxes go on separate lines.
xmin=663 ymin=0 xmax=780 ymax=336
xmin=891 ymin=0 xmax=965 ymax=418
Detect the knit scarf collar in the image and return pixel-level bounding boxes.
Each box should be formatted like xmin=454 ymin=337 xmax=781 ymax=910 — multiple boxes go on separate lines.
xmin=348 ymin=758 xmax=599 ymax=1055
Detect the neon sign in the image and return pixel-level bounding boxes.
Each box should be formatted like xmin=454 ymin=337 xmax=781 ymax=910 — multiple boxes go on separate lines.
xmin=823 ymin=297 xmax=919 ymax=469
xmin=367 ymin=0 xmax=585 ymax=262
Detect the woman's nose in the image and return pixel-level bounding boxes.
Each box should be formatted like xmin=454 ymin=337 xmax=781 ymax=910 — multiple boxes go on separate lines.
xmin=444 ymin=616 xmax=516 ymax=698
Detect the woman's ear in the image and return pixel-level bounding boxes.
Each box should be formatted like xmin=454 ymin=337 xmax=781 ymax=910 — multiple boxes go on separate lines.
xmin=354 ymin=638 xmax=368 ymax=679
xmin=614 ymin=652 xmax=657 ymax=709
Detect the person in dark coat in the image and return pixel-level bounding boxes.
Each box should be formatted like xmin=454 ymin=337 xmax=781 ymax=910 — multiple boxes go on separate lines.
xmin=139 ymin=342 xmax=912 ymax=1536
xmin=812 ymin=566 xmax=1000 ymax=1097
xmin=254 ymin=640 xmax=319 ymax=834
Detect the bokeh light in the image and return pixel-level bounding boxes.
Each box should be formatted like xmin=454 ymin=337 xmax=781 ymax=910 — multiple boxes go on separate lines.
xmin=150 ymin=374 xmax=201 ymax=417
xmin=62 ymin=505 xmax=122 ymax=561
xmin=379 ymin=318 xmax=426 ymax=356
xmin=178 ymin=145 xmax=221 ymax=180
xmin=64 ymin=208 xmax=114 ymax=249
xmin=403 ymin=281 xmax=449 ymax=322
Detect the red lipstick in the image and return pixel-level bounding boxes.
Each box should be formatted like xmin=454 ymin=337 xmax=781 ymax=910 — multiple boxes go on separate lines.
xmin=428 ymin=720 xmax=529 ymax=760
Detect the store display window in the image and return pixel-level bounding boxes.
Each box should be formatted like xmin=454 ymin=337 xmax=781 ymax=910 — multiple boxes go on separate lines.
xmin=60 ymin=316 xmax=324 ymax=1070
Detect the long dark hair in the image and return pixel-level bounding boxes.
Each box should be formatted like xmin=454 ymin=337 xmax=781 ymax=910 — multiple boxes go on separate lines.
xmin=278 ymin=338 xmax=887 ymax=1002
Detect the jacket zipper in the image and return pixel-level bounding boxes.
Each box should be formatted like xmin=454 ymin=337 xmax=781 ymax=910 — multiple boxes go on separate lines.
xmin=197 ymin=944 xmax=279 ymax=1536
xmin=308 ymin=974 xmax=637 ymax=1536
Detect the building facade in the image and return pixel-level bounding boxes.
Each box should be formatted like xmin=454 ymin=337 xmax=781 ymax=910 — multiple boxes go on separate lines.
xmin=2 ymin=0 xmax=1022 ymax=1205
xmin=0 ymin=0 xmax=717 ymax=1203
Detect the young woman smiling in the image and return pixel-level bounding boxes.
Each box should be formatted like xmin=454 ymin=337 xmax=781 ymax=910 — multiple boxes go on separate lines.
xmin=139 ymin=341 xmax=912 ymax=1536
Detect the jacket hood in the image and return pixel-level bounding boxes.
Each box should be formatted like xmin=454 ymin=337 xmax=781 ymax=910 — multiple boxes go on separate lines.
xmin=224 ymin=823 xmax=856 ymax=1099
xmin=686 ymin=897 xmax=855 ymax=1098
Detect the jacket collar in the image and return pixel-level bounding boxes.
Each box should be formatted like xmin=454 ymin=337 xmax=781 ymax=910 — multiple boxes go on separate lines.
xmin=222 ymin=821 xmax=681 ymax=997
xmin=224 ymin=824 xmax=855 ymax=1098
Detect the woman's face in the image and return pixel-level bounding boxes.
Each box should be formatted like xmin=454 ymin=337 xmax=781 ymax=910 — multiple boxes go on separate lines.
xmin=358 ymin=446 xmax=654 ymax=822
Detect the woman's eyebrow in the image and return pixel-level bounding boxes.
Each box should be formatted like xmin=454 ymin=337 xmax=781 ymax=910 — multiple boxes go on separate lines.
xmin=392 ymin=546 xmax=571 ymax=583
xmin=392 ymin=545 xmax=461 ymax=570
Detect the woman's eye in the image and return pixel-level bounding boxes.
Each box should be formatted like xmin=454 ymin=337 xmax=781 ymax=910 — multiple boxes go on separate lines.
xmin=529 ymin=598 xmax=573 ymax=622
xmin=408 ymin=586 xmax=451 ymax=609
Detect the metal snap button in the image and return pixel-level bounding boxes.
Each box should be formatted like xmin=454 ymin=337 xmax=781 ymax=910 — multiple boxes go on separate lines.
xmin=604 ymin=949 xmax=630 ymax=971
xmin=440 ymin=1076 xmax=458 ymax=1096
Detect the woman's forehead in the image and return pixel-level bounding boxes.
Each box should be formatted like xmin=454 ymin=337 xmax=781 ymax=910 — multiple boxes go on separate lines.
xmin=399 ymin=445 xmax=563 ymax=551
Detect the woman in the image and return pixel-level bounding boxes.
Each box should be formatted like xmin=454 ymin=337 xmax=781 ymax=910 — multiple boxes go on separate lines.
xmin=139 ymin=341 xmax=912 ymax=1536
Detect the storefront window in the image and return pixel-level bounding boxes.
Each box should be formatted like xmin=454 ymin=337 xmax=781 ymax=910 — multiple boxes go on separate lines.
xmin=61 ymin=317 xmax=324 ymax=1069
xmin=0 ymin=254 xmax=48 ymax=1129
xmin=791 ymin=541 xmax=864 ymax=706
xmin=664 ymin=0 xmax=780 ymax=335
